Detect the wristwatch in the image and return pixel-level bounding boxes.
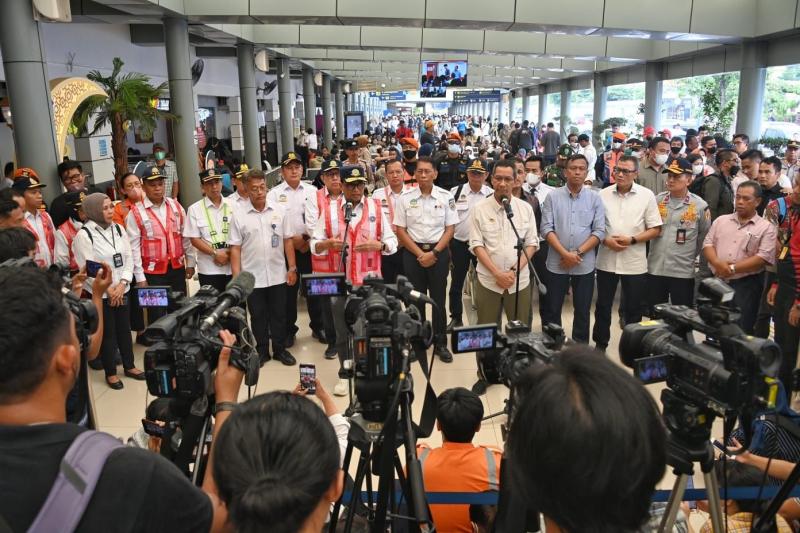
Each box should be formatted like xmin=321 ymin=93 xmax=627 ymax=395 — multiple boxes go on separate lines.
xmin=381 ymin=242 xmax=387 ymax=253
xmin=432 ymin=248 xmax=441 ymax=257
xmin=213 ymin=401 xmax=237 ymax=415
xmin=575 ymin=249 xmax=585 ymax=258
xmin=630 ymin=236 xmax=638 ymax=245
xmin=288 ymin=266 xmax=298 ymax=273
xmin=729 ymin=264 xmax=736 ymax=274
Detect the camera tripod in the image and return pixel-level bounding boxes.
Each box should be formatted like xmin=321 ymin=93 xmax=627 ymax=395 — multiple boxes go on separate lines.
xmin=329 ymin=352 xmax=433 ymax=533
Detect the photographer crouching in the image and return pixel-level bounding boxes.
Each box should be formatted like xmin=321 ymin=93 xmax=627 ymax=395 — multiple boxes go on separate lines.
xmin=0 ymin=266 xmax=243 ymax=532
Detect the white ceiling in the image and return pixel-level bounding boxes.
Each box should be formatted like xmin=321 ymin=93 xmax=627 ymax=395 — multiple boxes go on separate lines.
xmin=77 ymin=0 xmax=800 ymax=91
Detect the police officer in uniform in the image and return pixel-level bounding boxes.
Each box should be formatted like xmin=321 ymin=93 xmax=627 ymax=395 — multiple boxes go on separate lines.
xmin=435 ymin=132 xmax=468 ymax=190
xmin=394 ymin=156 xmax=459 ymax=362
xmin=542 ymin=144 xmax=574 ymax=188
xmin=448 ymin=159 xmax=492 ymax=331
xmin=268 ymin=151 xmax=323 ymax=346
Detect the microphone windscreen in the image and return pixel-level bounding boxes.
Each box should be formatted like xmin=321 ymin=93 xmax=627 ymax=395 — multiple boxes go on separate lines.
xmin=227 ymin=271 xmax=256 ymax=301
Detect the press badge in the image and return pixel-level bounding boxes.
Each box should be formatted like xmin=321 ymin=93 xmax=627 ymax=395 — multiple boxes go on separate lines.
xmin=780 ymin=246 xmax=789 ymax=260
xmin=113 ymin=253 xmax=123 ymax=268
xmin=676 ymin=229 xmax=686 ymax=245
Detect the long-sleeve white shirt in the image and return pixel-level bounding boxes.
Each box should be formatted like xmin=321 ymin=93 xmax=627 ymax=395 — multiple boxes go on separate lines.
xmin=72 ymin=220 xmax=134 ymax=296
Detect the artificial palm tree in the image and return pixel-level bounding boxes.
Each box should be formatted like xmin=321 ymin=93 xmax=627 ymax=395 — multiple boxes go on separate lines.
xmin=73 ymin=57 xmax=177 ymax=179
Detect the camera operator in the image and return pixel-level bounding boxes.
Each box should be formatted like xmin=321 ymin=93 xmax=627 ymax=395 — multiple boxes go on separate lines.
xmin=0 ymin=266 xmax=243 ymax=532
xmin=417 ymin=387 xmax=503 ymax=533
xmin=507 ymin=345 xmax=666 ymax=532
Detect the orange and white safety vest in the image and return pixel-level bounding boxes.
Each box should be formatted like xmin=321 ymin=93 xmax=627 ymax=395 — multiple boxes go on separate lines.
xmin=129 ymin=198 xmax=185 ymax=275
xmin=311 ymin=188 xmax=344 ymax=273
xmin=321 ymin=198 xmax=383 ymax=286
xmin=24 ymin=211 xmax=56 ymax=268
xmin=57 ymin=218 xmax=80 ymax=271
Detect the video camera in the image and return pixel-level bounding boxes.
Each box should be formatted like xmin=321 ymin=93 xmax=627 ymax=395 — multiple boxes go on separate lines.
xmin=451 ymin=320 xmax=566 ymax=388
xmin=143 ymin=272 xmax=259 ymax=400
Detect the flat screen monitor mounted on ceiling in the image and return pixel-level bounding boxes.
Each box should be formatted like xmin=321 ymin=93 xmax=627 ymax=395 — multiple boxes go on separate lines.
xmin=420 ymin=60 xmax=468 ymax=98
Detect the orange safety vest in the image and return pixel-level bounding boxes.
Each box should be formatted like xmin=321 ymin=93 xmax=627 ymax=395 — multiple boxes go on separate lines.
xmin=24 ymin=211 xmax=56 ymax=268
xmin=57 ymin=218 xmax=80 ymax=271
xmin=113 ymin=199 xmax=135 ymax=228
xmin=604 ymin=150 xmax=622 ymax=184
xmin=325 ymin=199 xmax=383 ymax=286
xmin=129 ymin=198 xmax=185 ymax=275
xmin=311 ymin=188 xmax=344 ymax=273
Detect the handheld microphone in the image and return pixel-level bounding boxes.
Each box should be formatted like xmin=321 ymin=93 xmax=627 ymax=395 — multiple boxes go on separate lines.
xmin=343 ymin=202 xmax=354 ymax=223
xmin=200 ymin=271 xmax=255 ymax=333
xmin=501 ymin=196 xmax=514 ymax=219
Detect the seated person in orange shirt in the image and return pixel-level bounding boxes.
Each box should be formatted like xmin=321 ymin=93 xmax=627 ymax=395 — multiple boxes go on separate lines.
xmin=417 ymin=387 xmax=502 ymax=533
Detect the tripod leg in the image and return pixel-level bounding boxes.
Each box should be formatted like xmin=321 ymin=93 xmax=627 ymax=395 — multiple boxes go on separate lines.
xmin=703 ymin=470 xmax=725 ymax=533
xmin=659 ymin=474 xmax=688 ymax=533
xmin=329 ymin=440 xmax=356 ymax=533
xmin=190 ymin=415 xmax=212 ymax=486
xmin=344 ymin=444 xmax=372 ymax=533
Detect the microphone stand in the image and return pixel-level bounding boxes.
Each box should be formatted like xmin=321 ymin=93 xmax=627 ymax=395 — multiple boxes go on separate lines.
xmin=337 ymin=203 xmax=355 ymax=408
xmin=503 ymin=199 xmax=540 ymax=324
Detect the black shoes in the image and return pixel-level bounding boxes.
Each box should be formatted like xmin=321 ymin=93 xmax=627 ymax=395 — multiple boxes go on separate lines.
xmin=446 ymin=318 xmax=463 ymax=333
xmin=106 ymin=377 xmax=124 ymax=390
xmin=274 ymin=350 xmax=296 ymax=366
xmin=434 ymin=345 xmax=453 ymax=363
xmin=88 ymin=358 xmax=103 ymax=370
xmin=124 ymin=369 xmax=146 ymax=381
xmin=471 ymin=378 xmax=488 ymax=396
xmin=324 ymin=344 xmax=338 ymax=359
xmin=312 ymin=329 xmax=329 ymax=344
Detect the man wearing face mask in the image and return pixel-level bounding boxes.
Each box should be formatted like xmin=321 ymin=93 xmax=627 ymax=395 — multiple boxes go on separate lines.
xmin=690 ymin=149 xmax=737 ymax=221
xmin=701 ymin=136 xmax=718 ymax=172
xmin=636 ymin=136 xmax=670 ymax=195
xmin=436 ymin=132 xmax=468 ymax=191
xmin=578 ymin=134 xmax=597 ymax=182
xmin=668 ymin=137 xmax=684 ymax=163
xmin=602 ymin=133 xmax=627 ymax=187
xmin=400 ymin=137 xmax=420 ymax=185
xmin=149 ymin=143 xmax=179 ymax=199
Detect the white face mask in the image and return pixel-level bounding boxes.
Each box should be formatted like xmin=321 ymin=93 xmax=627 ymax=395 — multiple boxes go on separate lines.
xmin=654 ymin=153 xmax=669 ymax=166
xmin=448 ymin=144 xmax=462 ymax=155
xmin=692 ymin=164 xmax=704 ymax=175
xmin=612 ymin=142 xmax=622 ymax=150
xmin=526 ymin=172 xmax=541 ymax=186
xmin=570 ymin=142 xmax=579 ymax=149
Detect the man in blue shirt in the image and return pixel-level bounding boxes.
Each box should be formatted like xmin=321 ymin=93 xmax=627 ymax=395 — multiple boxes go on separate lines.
xmin=540 ymin=154 xmax=606 ymax=343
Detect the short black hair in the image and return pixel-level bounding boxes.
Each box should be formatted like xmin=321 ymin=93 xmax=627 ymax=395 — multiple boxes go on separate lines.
xmin=0 ymin=227 xmax=36 ymax=262
xmin=491 ymin=158 xmax=516 ymax=176
xmin=716 ymin=148 xmax=737 ymax=167
xmin=738 ymin=180 xmax=763 ymax=198
xmin=733 ymin=133 xmax=750 ymax=145
xmin=685 ymin=135 xmax=698 ymax=145
xmin=713 ymin=460 xmax=769 ymax=514
xmin=566 ymin=154 xmax=588 ymax=167
xmin=436 ymin=387 xmax=483 ymax=443
xmin=525 ymin=155 xmax=544 ymax=166
xmin=577 ymin=133 xmax=590 ymax=142
xmin=508 ymin=346 xmax=666 ymax=532
xmin=670 ymin=137 xmax=684 ymax=147
xmin=648 ymin=136 xmax=670 ymax=149
xmin=686 ymin=153 xmax=704 ymax=164
xmin=213 ymin=392 xmax=340 ymax=533
xmin=0 ymin=266 xmax=72 ymax=403
xmin=740 ymin=148 xmax=763 ymax=162
xmin=3 ymin=162 xmax=14 ymax=178
xmin=547 ymin=122 xmax=554 ymax=128
xmin=762 ymin=155 xmax=782 ymax=175
xmin=416 ymin=155 xmax=436 ymax=170
xmin=385 ymin=158 xmax=403 ymax=171
xmin=0 ymin=200 xmax=20 ymax=221
xmin=701 ymin=135 xmax=716 ymax=146
xmin=57 ymin=159 xmax=82 ymax=180
xmin=0 ymin=188 xmax=22 ymax=203
xmin=617 ymin=154 xmax=640 ymax=170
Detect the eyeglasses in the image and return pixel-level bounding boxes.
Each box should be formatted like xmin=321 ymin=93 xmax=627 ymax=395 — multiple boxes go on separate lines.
xmin=614 ymin=168 xmax=637 ymax=176
xmin=62 ymin=172 xmax=82 ymax=184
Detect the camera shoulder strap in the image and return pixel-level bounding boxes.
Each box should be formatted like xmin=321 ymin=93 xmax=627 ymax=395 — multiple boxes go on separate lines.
xmin=27 ymin=431 xmax=122 ymax=533
xmin=80 ymin=225 xmax=93 ymax=245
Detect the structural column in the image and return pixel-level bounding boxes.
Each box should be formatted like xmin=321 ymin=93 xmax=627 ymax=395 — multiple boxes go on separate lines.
xmin=521 ymin=88 xmax=530 ymax=123
xmin=592 ymin=72 xmax=608 ymax=139
xmin=164 ymin=17 xmax=201 ymax=205
xmin=538 ymin=87 xmax=548 ymax=127
xmin=644 ymin=62 xmax=664 ymax=131
xmin=736 ymin=41 xmax=767 ymax=146
xmin=321 ymin=75 xmax=333 ymax=149
xmin=303 ymin=67 xmax=316 ymax=135
xmin=560 ymin=84 xmax=571 ymax=139
xmin=276 ymin=58 xmax=294 ymax=156
xmin=237 ymin=43 xmax=261 ymax=170
xmin=0 ymin=0 xmax=61 ymax=198
xmin=334 ymin=80 xmax=345 ymax=141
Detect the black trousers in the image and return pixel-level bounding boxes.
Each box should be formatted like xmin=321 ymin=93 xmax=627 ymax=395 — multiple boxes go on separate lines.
xmin=547 ymin=271 xmax=595 ymax=344
xmin=381 ymin=251 xmax=404 ymax=284
xmin=198 ymin=273 xmax=232 ymax=295
xmin=248 ymin=284 xmax=287 ymax=358
xmin=754 ymin=272 xmax=776 ymax=339
xmin=320 ymin=297 xmax=337 ymax=344
xmin=592 ymin=270 xmax=647 ymax=349
xmin=647 ymin=274 xmax=695 ymax=310
xmin=775 ymin=284 xmax=800 ymax=398
xmin=286 ymin=250 xmax=323 ymax=336
xmin=402 ymin=247 xmax=449 ymax=345
xmin=532 ymin=240 xmax=555 ymax=326
xmin=448 ymin=239 xmax=475 ymax=321
xmin=332 ymin=296 xmax=350 ymax=378
xmin=100 ymin=297 xmax=135 ymax=378
xmin=728 ymin=272 xmax=765 ymax=335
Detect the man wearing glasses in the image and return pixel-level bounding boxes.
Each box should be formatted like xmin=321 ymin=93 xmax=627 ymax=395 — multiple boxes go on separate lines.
xmin=49 ymin=160 xmax=99 ymax=227
xmin=592 ymin=155 xmax=662 ymax=352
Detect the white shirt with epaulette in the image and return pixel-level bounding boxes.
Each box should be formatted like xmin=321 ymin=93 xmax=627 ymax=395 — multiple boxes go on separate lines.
xmin=394 ymin=186 xmax=459 ymax=243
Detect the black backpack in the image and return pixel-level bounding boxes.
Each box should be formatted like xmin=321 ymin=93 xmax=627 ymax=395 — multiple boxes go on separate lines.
xmin=688 ymin=174 xmax=707 ymax=196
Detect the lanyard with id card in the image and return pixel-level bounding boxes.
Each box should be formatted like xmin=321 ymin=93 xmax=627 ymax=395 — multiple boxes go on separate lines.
xmin=96 ymin=225 xmax=124 ymax=267
xmin=271 ymin=224 xmax=279 ymax=248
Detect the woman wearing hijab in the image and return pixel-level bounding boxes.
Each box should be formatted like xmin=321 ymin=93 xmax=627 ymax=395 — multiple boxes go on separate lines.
xmin=72 ymin=193 xmax=143 ymax=389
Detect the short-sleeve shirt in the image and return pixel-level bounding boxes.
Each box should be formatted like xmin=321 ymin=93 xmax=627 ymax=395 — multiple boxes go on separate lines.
xmin=0 ymin=423 xmax=212 ymax=533
xmin=394 ymin=186 xmax=458 ymax=243
xmin=702 ymin=213 xmax=777 ymax=279
xmin=596 ymin=183 xmax=663 ymax=275
xmin=450 ymin=183 xmax=493 ymax=242
xmin=184 ymin=196 xmax=234 ymax=275
xmin=267 ymin=181 xmax=315 ymax=237
xmin=648 ymin=192 xmax=711 ymax=278
xmin=228 ymin=199 xmax=290 ymax=288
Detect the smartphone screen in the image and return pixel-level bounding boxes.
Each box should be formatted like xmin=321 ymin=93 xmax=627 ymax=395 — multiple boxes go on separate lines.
xmin=85 ymin=259 xmax=102 ymax=278
xmin=137 ymin=287 xmax=170 ymax=308
xmin=300 ymin=364 xmax=316 ymax=394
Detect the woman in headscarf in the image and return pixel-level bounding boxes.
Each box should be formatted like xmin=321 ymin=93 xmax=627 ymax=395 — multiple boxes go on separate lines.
xmin=72 ymin=193 xmax=142 ymax=390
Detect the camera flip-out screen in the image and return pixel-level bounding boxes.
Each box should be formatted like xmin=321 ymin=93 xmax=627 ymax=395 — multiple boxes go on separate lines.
xmin=302 ymin=273 xmax=347 ymax=297
xmin=451 ymin=324 xmax=498 ymax=354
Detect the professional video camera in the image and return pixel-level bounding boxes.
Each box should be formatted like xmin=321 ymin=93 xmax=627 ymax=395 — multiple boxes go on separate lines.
xmin=142 ymin=272 xmax=259 ymax=400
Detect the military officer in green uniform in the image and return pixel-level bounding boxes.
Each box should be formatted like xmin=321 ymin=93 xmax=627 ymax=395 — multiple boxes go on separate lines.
xmin=542 ymin=144 xmax=574 ymax=187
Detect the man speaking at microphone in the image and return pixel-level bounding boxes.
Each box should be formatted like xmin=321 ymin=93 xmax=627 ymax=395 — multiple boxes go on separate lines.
xmin=468 ymin=159 xmax=538 ymax=394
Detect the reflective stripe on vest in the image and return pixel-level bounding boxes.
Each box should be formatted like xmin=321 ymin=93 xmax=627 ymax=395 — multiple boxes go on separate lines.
xmin=58 ymin=219 xmax=79 ymax=271
xmin=483 ymin=448 xmax=499 ymax=491
xmin=311 ymin=189 xmax=343 ymax=273
xmin=348 ymin=199 xmax=383 ymax=286
xmin=130 ymin=198 xmax=185 ymax=275
xmin=24 ymin=211 xmax=56 ymax=267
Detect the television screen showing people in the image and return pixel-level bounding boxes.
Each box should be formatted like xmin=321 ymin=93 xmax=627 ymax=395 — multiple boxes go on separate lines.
xmin=420 ymin=60 xmax=468 ymax=97
xmin=456 ymin=328 xmax=494 ymax=352
xmin=137 ymin=287 xmax=169 ymax=308
xmin=306 ymin=277 xmax=342 ymax=296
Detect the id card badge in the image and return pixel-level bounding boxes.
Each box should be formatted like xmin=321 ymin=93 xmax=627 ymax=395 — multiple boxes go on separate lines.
xmin=676 ymin=228 xmax=687 ymax=245
xmin=271 ymin=234 xmax=280 ymax=248
xmin=780 ymin=246 xmax=789 ymax=260
xmin=113 ymin=253 xmax=124 ymax=268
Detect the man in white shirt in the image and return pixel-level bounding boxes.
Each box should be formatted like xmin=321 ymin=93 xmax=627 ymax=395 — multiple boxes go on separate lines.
xmin=13 ymin=170 xmax=56 ymax=268
xmin=184 ymin=169 xmax=233 ymax=294
xmin=578 ymin=134 xmax=597 ymax=182
xmin=230 ymin=168 xmax=298 ymax=366
xmin=228 ymin=164 xmax=251 ymax=211
xmin=267 ymin=151 xmax=323 ymax=346
xmin=371 ymin=159 xmax=409 ymax=283
xmin=592 ymin=155 xmax=663 ymax=352
xmin=448 ymin=159 xmax=493 ymax=331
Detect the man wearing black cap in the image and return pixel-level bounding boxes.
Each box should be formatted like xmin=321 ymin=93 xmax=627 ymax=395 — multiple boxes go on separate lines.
xmin=267 ymin=152 xmax=324 ymax=346
xmin=54 ymin=191 xmax=87 ymax=273
xmin=13 ymin=169 xmax=56 ymax=267
xmin=647 ymin=158 xmax=711 ymax=308
xmin=50 ymin=160 xmax=98 ymax=228
xmin=229 ymin=164 xmax=251 ymax=211
xmin=184 ymin=169 xmax=233 ymax=294
xmin=341 ymin=139 xmax=373 ymax=184
xmin=447 ymin=159 xmax=492 ymax=331
xmin=126 ymin=166 xmax=195 ymax=323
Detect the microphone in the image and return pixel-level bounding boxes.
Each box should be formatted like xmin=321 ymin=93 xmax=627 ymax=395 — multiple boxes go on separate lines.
xmin=200 ymin=271 xmax=256 ymax=333
xmin=501 ymin=196 xmax=514 ymax=219
xmin=343 ymin=201 xmax=354 ymax=223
